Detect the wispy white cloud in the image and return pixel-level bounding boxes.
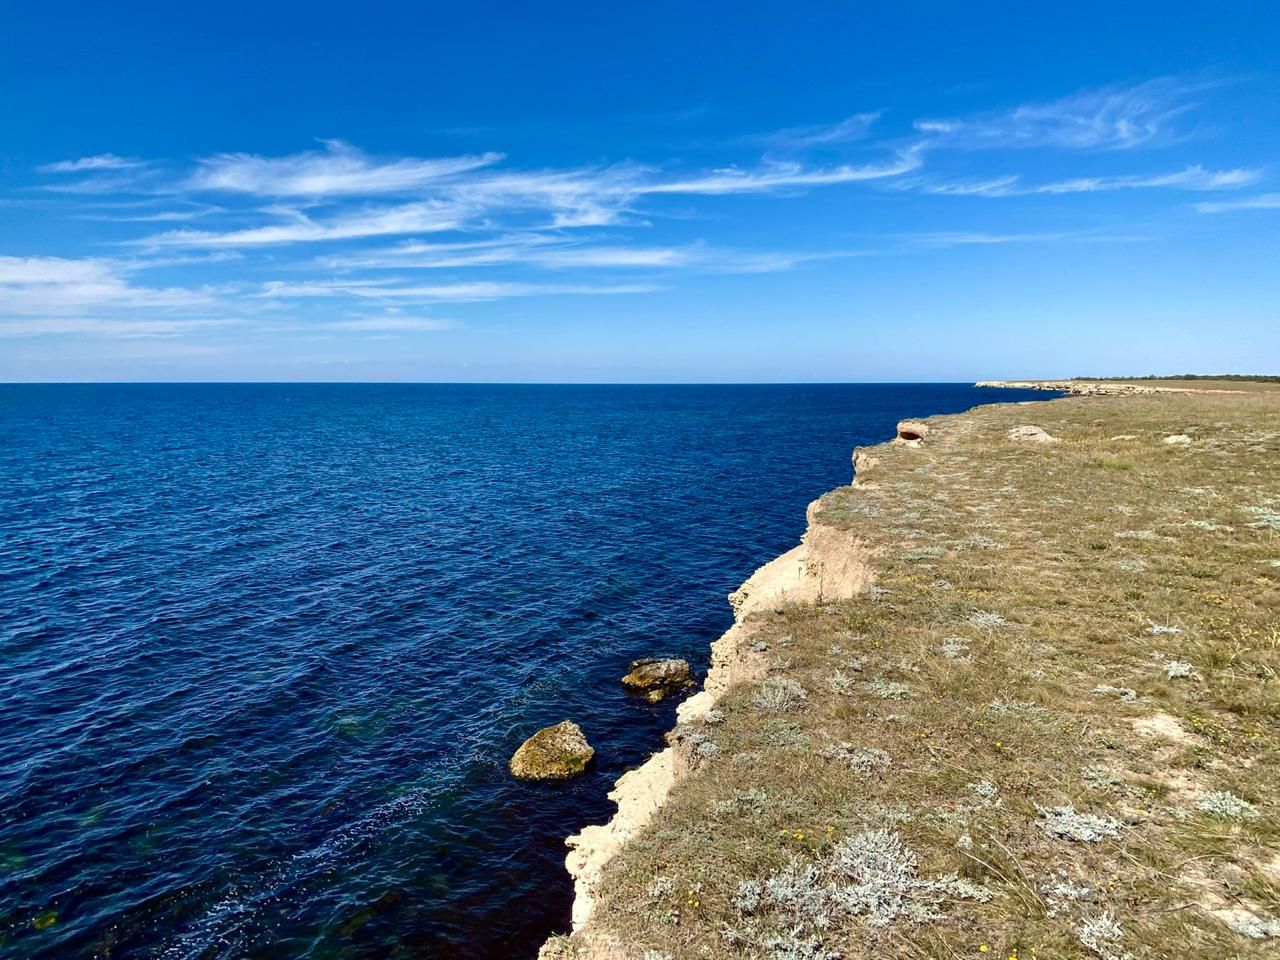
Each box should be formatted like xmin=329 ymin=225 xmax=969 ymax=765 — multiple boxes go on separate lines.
xmin=7 ymin=76 xmax=1264 ymax=349
xmin=0 ymin=255 xmax=238 ymax=339
xmin=441 ymin=165 xmax=647 ymax=228
xmin=0 ymin=317 xmax=236 ymax=338
xmin=187 ymin=140 xmax=504 ymax=197
xmin=134 ymin=149 xmax=925 ymax=246
xmin=911 ymin=165 xmax=1258 ymax=197
xmin=644 ymin=150 xmax=923 ymax=195
xmin=915 ymin=78 xmax=1212 ymax=151
xmin=124 ymin=251 xmax=246 ymax=270
xmin=66 ymin=80 xmax=1241 ymax=260
xmin=325 ymin=237 xmax=690 ymax=271
xmin=135 ymin=200 xmax=468 ymax=247
xmin=761 ymin=113 xmax=882 ymax=150
xmin=320 ymin=311 xmax=460 ymax=332
xmin=284 ymin=231 xmax=1119 ymax=290
xmin=531 ymin=246 xmax=694 ymax=268
xmin=256 ymin=278 xmax=660 ymax=303
xmin=1030 ymin=165 xmax=1258 ymax=194
xmin=911 ymin=175 xmax=1024 ymax=196
xmin=39 ymin=153 xmax=148 ymax=173
xmin=0 ymin=256 xmax=111 ymax=286
xmin=318 ymin=235 xmax=558 ymax=270
xmin=319 ymin=235 xmax=847 ymax=274
xmin=907 ymin=231 xmax=1073 ymax=246
xmin=82 ymin=201 xmax=229 ymax=222
xmin=40 ymin=173 xmax=163 ymax=195
xmin=1195 ymin=192 xmax=1280 ymax=213
xmin=0 ymin=256 xmax=215 ymax=314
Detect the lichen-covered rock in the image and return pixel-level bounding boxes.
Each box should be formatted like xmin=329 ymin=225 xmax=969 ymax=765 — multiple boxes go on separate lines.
xmin=621 ymin=658 xmax=693 ymax=702
xmin=1008 ymin=424 xmax=1058 ymax=443
xmin=510 ymin=721 xmax=595 ymax=780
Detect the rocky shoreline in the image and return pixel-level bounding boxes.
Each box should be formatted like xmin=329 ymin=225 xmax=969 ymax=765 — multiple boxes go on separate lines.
xmin=540 ymin=434 xmax=884 ymax=956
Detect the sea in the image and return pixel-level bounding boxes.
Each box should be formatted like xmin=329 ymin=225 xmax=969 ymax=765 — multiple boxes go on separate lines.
xmin=0 ymin=383 xmax=1048 ymax=959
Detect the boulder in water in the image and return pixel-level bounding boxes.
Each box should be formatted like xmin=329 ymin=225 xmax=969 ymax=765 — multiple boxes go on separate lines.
xmin=510 ymin=721 xmax=595 ymax=781
xmin=621 ymin=657 xmax=693 ymax=702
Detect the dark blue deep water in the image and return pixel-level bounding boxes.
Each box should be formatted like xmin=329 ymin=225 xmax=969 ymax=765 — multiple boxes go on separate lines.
xmin=0 ymin=384 xmax=1046 ymax=959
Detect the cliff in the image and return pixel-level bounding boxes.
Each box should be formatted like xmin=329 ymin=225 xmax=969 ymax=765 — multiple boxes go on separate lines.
xmin=554 ymin=472 xmax=880 ymax=940
xmin=543 ymin=388 xmax=1280 ymax=960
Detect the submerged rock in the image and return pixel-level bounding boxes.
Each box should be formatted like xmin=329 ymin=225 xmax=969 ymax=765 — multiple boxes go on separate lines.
xmin=510 ymin=721 xmax=594 ymax=780
xmin=621 ymin=658 xmax=693 ymax=702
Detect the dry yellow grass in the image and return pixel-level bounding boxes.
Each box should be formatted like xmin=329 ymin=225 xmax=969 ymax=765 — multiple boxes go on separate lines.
xmin=551 ymin=390 xmax=1280 ymax=959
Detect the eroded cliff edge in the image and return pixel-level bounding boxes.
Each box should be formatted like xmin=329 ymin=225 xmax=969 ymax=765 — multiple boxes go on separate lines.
xmin=553 ymin=463 xmax=881 ymax=941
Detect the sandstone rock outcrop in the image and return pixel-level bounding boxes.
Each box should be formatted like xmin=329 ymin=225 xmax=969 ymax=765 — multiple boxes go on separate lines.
xmin=894 ymin=420 xmax=929 ymax=446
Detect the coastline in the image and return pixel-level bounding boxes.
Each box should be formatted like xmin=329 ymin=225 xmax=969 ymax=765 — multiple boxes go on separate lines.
xmin=553 ymin=485 xmax=879 ymax=942
xmin=541 ymin=382 xmax=1280 ymax=959
xmin=539 ymin=400 xmax=992 ymax=956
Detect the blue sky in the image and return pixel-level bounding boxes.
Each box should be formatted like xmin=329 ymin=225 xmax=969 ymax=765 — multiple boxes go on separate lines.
xmin=1 ymin=1 xmax=1277 ymax=381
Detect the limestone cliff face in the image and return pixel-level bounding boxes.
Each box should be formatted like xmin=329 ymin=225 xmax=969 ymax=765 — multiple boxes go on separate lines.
xmin=727 ymin=500 xmax=874 ymax=621
xmin=544 ymin=462 xmax=876 ymax=955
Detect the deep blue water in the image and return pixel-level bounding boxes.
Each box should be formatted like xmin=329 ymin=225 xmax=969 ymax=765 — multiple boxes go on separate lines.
xmin=0 ymin=383 xmax=1047 ymax=959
